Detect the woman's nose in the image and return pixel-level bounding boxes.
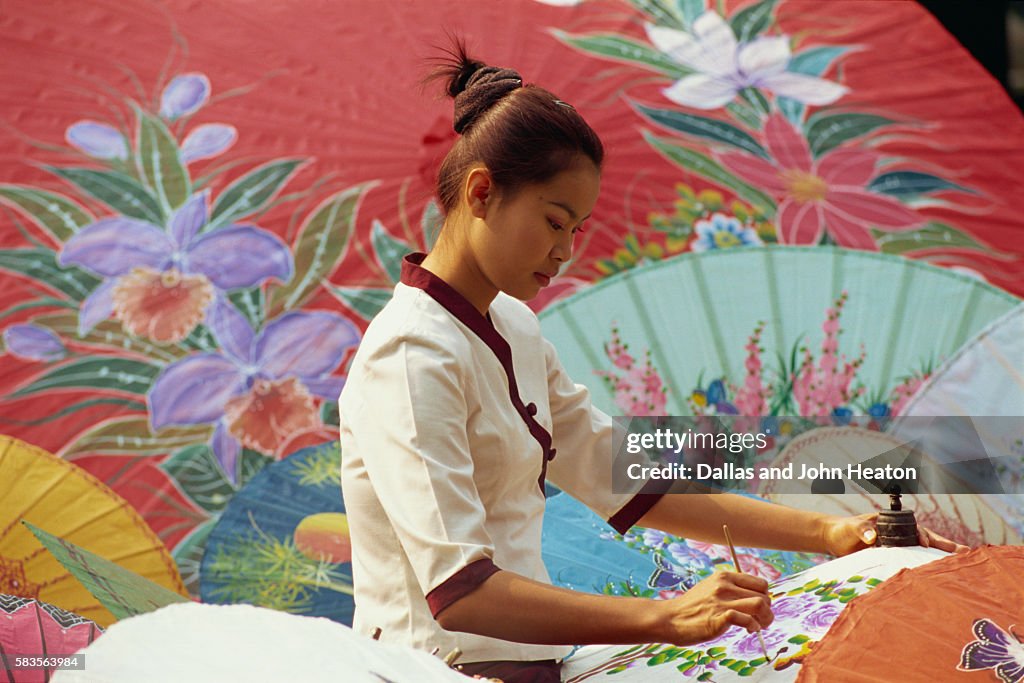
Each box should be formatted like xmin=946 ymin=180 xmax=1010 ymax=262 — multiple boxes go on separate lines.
xmin=551 ymin=232 xmax=573 ymax=262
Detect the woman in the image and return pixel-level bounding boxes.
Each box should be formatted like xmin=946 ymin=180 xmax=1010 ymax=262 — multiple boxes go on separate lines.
xmin=338 ymin=44 xmax=964 ymax=683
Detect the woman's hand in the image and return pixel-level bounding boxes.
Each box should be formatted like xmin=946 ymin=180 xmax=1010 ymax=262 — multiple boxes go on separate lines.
xmin=820 ymin=513 xmax=970 ymax=556
xmin=654 ymin=571 xmax=773 ymax=646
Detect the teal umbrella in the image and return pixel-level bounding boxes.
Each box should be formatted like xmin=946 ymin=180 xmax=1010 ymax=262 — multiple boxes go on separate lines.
xmin=536 ymin=246 xmax=1019 ymax=588
xmin=538 ymin=246 xmax=1018 ymax=419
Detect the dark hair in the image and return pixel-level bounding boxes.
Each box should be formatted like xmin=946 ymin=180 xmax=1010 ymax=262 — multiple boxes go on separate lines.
xmin=425 ymin=39 xmax=604 ymax=215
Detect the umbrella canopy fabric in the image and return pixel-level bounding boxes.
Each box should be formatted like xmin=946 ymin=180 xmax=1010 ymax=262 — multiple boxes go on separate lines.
xmin=50 ymin=602 xmax=476 ymax=683
xmin=547 ymin=488 xmax=832 ymax=599
xmin=1 ymin=0 xmax=1022 ymax=601
xmin=889 ymin=303 xmax=1024 ymax=537
xmin=540 ymin=0 xmax=1024 ymax=293
xmin=560 ymin=546 xmax=948 ymax=682
xmin=24 ymin=522 xmax=190 ymax=626
xmin=796 ymin=545 xmax=1024 ymax=683
xmin=538 ymin=247 xmax=1017 ymax=420
xmin=0 ymin=435 xmax=187 ymax=627
xmin=199 ymin=442 xmax=355 ymax=624
xmin=0 ymin=594 xmax=102 ymax=683
xmin=541 ymin=490 xmax=656 ymax=596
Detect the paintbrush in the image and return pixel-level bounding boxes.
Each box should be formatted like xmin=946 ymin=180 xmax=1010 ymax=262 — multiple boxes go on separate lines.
xmin=723 ymin=524 xmax=770 ymax=661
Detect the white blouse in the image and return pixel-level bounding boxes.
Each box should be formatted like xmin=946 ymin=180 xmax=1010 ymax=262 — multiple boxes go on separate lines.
xmin=339 ymin=253 xmax=664 ymax=664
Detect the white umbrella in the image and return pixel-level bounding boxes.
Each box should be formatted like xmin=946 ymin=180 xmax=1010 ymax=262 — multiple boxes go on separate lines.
xmin=560 ymin=546 xmax=947 ymax=682
xmin=52 ymin=602 xmax=476 ymax=683
xmin=888 ymin=304 xmax=1024 ymax=536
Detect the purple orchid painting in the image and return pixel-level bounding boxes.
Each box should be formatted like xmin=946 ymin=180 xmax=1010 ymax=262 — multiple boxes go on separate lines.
xmin=60 ymin=190 xmax=293 ymax=343
xmin=149 ymin=302 xmax=359 ymax=482
xmin=1 ymin=66 xmax=373 ymax=594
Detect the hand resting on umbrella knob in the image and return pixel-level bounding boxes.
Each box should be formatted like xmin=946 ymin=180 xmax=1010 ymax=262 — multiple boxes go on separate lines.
xmin=820 ymin=512 xmax=970 ymax=556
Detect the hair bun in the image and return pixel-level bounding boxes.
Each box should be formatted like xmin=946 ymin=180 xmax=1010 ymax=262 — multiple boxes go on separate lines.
xmin=453 ymin=66 xmax=522 ymax=134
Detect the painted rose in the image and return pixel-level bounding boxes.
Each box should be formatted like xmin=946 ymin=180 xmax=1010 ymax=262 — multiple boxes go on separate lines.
xmin=771 ymin=593 xmax=818 ymax=620
xmin=802 ymin=602 xmax=842 ymax=636
xmin=732 ymin=626 xmax=788 ymax=657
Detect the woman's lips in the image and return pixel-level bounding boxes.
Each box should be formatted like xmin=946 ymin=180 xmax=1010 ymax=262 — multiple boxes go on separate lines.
xmin=534 ymin=272 xmax=551 ymax=287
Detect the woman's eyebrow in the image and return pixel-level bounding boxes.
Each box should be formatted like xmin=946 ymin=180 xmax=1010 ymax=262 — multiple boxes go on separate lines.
xmin=546 ymin=200 xmax=591 ymax=222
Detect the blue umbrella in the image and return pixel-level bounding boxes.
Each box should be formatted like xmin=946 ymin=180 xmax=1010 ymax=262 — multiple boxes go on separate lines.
xmin=541 ymin=490 xmax=656 ymax=596
xmin=200 ymin=442 xmax=354 ymax=624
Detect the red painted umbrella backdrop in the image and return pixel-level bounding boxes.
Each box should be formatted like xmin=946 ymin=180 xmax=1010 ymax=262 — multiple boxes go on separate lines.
xmin=1 ymin=0 xmax=1022 ymax=595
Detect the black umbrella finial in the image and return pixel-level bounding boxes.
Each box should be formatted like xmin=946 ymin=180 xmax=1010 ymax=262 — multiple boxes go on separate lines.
xmin=887 ymin=484 xmax=903 ymax=511
xmin=876 ymin=484 xmax=919 ymax=547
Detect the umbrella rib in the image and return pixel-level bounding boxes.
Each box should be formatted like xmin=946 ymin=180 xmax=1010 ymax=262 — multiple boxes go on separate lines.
xmin=0 ymin=468 xmax=76 ymax=542
xmin=35 ymin=605 xmax=50 ymax=682
xmin=38 ymin=501 xmax=127 ymax=541
xmin=0 ymin=647 xmax=14 ymax=683
xmin=980 ymin=336 xmax=1024 ymax=388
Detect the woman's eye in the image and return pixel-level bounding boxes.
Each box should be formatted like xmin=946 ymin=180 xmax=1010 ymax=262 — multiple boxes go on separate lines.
xmin=548 ymin=219 xmax=564 ymax=231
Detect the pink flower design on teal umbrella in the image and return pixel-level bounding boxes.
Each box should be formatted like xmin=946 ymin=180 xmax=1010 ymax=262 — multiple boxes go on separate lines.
xmin=718 ymin=114 xmax=923 ymax=250
xmin=59 ymin=191 xmax=292 ymax=342
xmin=148 ymin=302 xmax=359 ymax=482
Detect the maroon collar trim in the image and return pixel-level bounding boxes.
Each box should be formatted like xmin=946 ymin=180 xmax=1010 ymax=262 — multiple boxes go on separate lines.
xmin=401 ymin=253 xmax=555 ymax=491
xmin=400 ymin=253 xmax=500 ymax=348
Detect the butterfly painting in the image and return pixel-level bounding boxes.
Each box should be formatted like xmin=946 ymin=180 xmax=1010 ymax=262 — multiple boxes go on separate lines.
xmin=958 ymin=618 xmax=1024 ymax=683
xmin=647 ymin=553 xmax=702 ymax=593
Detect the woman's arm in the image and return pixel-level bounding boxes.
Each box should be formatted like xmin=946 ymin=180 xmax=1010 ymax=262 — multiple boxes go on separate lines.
xmin=436 ymin=567 xmax=773 ymax=647
xmin=635 ymin=492 xmax=967 ymax=556
xmin=637 ymin=492 xmax=837 ymax=553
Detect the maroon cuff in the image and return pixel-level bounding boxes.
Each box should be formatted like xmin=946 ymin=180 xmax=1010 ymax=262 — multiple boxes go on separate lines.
xmin=607 ymin=478 xmax=670 ymax=534
xmin=426 ymin=558 xmax=501 ymax=618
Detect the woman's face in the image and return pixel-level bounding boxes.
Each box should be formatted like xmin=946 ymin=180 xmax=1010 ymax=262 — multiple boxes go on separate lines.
xmin=471 ymin=158 xmax=600 ymax=303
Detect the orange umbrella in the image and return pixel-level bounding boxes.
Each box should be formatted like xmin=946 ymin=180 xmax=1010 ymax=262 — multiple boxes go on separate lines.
xmin=797 ymin=545 xmax=1024 ymax=683
xmin=0 ymin=435 xmax=187 ymax=627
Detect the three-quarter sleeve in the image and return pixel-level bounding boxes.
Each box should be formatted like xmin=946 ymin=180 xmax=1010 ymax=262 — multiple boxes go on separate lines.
xmin=345 ymin=332 xmax=500 ymax=617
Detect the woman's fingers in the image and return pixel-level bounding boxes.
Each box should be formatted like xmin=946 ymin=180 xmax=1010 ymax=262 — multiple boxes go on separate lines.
xmin=715 ymin=596 xmax=774 ymax=633
xmin=858 ymin=519 xmax=878 ymax=545
xmin=918 ymin=526 xmax=969 ymax=553
xmin=732 ymin=596 xmax=775 ymax=630
xmin=723 ymin=571 xmax=769 ymax=594
xmin=823 ymin=512 xmax=880 ymax=556
xmin=662 ymin=570 xmax=775 ymax=645
xmin=720 ymin=608 xmax=765 ymax=635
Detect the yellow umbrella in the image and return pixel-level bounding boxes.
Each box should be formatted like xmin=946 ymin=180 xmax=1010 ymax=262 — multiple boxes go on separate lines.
xmin=0 ymin=435 xmax=187 ymax=627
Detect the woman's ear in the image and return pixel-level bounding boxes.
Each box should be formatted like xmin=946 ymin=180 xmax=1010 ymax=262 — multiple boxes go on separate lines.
xmin=464 ymin=166 xmax=492 ymax=219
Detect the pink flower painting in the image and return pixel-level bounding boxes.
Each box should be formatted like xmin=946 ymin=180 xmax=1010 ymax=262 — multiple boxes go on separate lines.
xmin=718 ymin=114 xmax=923 ymax=250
